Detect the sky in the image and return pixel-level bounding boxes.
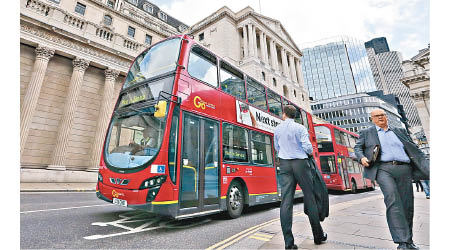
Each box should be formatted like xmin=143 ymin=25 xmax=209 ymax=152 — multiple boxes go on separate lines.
xmin=150 ymin=0 xmax=429 ymax=60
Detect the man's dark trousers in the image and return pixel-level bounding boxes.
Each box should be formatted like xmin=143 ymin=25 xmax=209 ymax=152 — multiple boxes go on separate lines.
xmin=279 ymin=158 xmax=323 ymax=246
xmin=376 ymin=162 xmax=414 ymax=244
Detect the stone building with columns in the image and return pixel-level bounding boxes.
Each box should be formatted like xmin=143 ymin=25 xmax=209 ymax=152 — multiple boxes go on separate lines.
xmin=187 ymin=6 xmax=311 ymax=112
xmin=20 ymin=0 xmax=186 ymax=183
xmin=401 ymin=45 xmax=430 ymax=148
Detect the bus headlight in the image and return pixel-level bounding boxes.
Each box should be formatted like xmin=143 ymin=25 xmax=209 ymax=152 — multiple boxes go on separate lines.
xmin=98 ymin=173 xmax=103 ymax=183
xmin=140 ymin=175 xmax=167 ymax=189
xmin=146 ymin=187 xmax=161 ymax=202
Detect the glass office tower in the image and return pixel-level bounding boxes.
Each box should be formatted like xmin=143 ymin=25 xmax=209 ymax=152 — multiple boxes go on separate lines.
xmin=301 ymin=36 xmax=377 ymax=101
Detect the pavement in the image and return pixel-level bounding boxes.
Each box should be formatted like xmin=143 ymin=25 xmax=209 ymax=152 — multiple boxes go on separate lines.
xmin=20 ymin=182 xmax=97 ymax=192
xmin=255 ymin=189 xmax=430 ymax=250
xmin=20 ymin=184 xmax=430 ymax=249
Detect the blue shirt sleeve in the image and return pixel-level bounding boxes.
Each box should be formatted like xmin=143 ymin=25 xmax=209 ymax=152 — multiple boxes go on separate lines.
xmin=274 ymin=130 xmax=280 ymax=153
xmin=298 ymin=126 xmax=313 ymax=154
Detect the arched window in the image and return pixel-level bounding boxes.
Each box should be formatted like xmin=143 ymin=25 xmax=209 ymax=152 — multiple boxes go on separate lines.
xmin=272 ymin=78 xmax=277 ymax=87
xmin=103 ymin=15 xmax=112 ymax=26
xmin=293 ymin=90 xmax=297 ymax=97
xmin=261 ymin=71 xmax=266 ymax=81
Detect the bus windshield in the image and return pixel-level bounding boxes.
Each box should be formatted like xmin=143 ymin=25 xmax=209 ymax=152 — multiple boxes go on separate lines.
xmin=105 ymin=108 xmax=167 ymax=169
xmin=124 ymin=38 xmax=181 ymax=88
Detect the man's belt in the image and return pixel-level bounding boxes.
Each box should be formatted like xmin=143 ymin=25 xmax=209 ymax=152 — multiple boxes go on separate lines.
xmin=381 ymin=160 xmax=409 ymax=165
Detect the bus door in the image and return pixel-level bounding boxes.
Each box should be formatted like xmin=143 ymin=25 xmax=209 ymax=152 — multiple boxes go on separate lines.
xmin=179 ymin=112 xmax=220 ymax=216
xmin=338 ymin=156 xmax=350 ymax=189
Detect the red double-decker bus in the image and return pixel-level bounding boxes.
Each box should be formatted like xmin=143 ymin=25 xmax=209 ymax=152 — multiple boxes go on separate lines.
xmin=96 ymin=35 xmax=319 ymax=219
xmin=313 ymin=124 xmax=374 ymax=193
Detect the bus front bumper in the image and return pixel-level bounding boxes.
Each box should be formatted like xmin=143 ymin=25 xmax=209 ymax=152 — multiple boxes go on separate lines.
xmin=97 ymin=181 xmax=178 ymax=218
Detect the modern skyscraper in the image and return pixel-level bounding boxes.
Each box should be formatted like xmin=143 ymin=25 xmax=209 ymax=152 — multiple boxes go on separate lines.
xmin=311 ymin=93 xmax=404 ymax=133
xmin=365 ymin=39 xmax=422 ymax=128
xmin=365 ymin=37 xmax=390 ymax=54
xmin=301 ymin=36 xmax=377 ymax=101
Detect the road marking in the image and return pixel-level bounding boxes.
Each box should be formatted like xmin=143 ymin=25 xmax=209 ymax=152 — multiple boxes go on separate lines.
xmin=84 ymin=210 xmax=212 ymax=240
xmin=249 ymin=232 xmax=274 ymax=241
xmin=207 ymin=194 xmax=383 ymax=249
xmin=253 ymin=233 xmax=274 ymax=238
xmin=248 ymin=235 xmax=271 ymax=241
xmin=20 ymin=204 xmax=114 ymax=214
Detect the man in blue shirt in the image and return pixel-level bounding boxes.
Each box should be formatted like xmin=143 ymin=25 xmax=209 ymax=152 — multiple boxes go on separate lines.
xmin=355 ymin=109 xmax=421 ymax=250
xmin=274 ymin=105 xmax=327 ymax=249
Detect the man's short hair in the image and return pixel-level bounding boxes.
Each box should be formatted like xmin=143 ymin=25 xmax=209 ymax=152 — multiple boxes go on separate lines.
xmin=283 ymin=105 xmax=297 ymax=119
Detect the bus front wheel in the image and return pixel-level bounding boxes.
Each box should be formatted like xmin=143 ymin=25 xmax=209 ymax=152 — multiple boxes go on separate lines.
xmin=226 ymin=181 xmax=244 ymax=219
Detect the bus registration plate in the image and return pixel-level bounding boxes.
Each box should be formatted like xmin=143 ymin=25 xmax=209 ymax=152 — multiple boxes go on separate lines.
xmin=113 ymin=198 xmax=127 ymax=207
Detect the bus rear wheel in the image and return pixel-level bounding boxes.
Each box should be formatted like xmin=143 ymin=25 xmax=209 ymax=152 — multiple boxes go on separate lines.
xmin=351 ymin=179 xmax=357 ymax=194
xmin=226 ymin=181 xmax=244 ymax=219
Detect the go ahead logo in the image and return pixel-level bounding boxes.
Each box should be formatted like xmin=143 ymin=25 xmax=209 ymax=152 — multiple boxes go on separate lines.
xmin=193 ymin=96 xmax=215 ymax=110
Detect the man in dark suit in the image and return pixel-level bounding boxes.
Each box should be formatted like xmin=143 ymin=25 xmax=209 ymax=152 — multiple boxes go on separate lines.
xmin=355 ymin=108 xmax=428 ymax=250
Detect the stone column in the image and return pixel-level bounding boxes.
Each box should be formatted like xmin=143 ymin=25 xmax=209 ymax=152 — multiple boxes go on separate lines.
xmin=270 ymin=39 xmax=279 ymax=71
xmin=281 ymin=48 xmax=289 ymax=79
xmin=252 ymin=25 xmax=258 ymax=58
xmin=295 ymin=58 xmax=304 ymax=87
xmin=263 ymin=33 xmax=269 ymax=64
xmin=247 ymin=24 xmax=255 ymax=57
xmin=20 ymin=45 xmax=55 ymax=156
xmin=87 ymin=68 xmax=119 ymax=172
xmin=289 ymin=54 xmax=297 ymax=83
xmin=258 ymin=31 xmax=266 ymax=62
xmin=48 ymin=57 xmax=90 ymax=171
xmin=242 ymin=26 xmax=248 ymax=58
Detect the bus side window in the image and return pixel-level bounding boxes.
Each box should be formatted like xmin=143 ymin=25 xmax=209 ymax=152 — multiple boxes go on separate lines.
xmin=250 ymin=131 xmax=273 ymax=165
xmin=220 ymin=62 xmax=246 ymax=100
xmin=168 ymin=106 xmax=180 ymax=184
xmin=222 ymin=123 xmax=249 ymax=163
xmin=246 ymin=77 xmax=267 ymax=110
xmin=187 ymin=46 xmax=218 ymax=87
xmin=301 ymin=110 xmax=309 ymax=130
xmin=294 ymin=106 xmax=302 ymax=125
xmin=267 ymin=90 xmax=282 ymax=117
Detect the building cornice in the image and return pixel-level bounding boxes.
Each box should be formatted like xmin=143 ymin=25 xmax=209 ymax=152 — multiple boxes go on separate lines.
xmin=20 ymin=20 xmax=131 ymax=73
xmin=401 ymin=72 xmax=429 ymax=86
xmin=87 ymin=0 xmax=180 ymax=37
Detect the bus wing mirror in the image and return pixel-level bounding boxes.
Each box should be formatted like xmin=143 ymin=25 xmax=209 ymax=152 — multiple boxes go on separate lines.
xmin=154 ymin=101 xmax=167 ymax=118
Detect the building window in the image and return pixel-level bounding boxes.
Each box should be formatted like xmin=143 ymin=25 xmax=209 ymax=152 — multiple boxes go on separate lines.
xmin=128 ymin=0 xmax=138 ymax=5
xmin=107 ymin=0 xmax=115 ymax=8
xmin=75 ymin=2 xmax=86 ymax=15
xmin=158 ymin=11 xmax=167 ymax=21
xmin=199 ymin=33 xmax=204 ymax=41
xmin=143 ymin=3 xmax=153 ymax=14
xmin=103 ymin=15 xmax=112 ymax=26
xmin=128 ymin=26 xmax=135 ymax=38
xmin=145 ymin=34 xmax=152 ymax=45
xmin=293 ymin=90 xmax=297 ymax=97
xmin=48 ymin=0 xmax=61 ymax=3
xmin=261 ymin=71 xmax=266 ymax=81
xmin=273 ymin=78 xmax=277 ymax=87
